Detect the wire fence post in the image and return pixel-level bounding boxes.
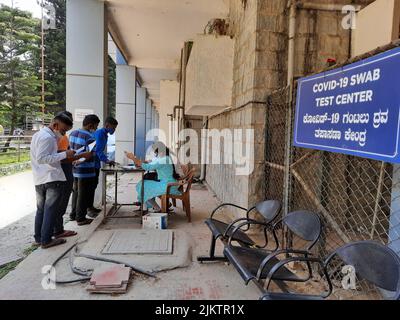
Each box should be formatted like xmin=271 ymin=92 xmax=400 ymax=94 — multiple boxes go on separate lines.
xmin=17 ymin=136 xmax=21 ymax=163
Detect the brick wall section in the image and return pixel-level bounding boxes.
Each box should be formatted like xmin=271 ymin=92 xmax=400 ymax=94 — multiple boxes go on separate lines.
xmin=205 ymin=0 xmax=373 ymax=219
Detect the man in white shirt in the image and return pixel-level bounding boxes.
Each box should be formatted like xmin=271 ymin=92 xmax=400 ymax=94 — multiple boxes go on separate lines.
xmin=30 ymin=113 xmax=87 ymax=249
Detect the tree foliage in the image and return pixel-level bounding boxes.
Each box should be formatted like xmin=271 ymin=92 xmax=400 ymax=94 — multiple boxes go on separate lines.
xmin=0 ymin=5 xmax=42 ymax=131
xmin=39 ymin=0 xmax=66 ymax=115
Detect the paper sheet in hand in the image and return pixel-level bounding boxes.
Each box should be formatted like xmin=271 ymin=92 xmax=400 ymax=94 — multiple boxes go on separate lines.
xmin=88 ymin=141 xmax=96 ymax=152
xmin=74 ymin=142 xmax=96 ymax=154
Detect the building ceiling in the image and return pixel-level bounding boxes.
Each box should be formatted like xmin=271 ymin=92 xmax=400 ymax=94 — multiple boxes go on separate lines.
xmin=105 ymin=0 xmax=229 ymax=107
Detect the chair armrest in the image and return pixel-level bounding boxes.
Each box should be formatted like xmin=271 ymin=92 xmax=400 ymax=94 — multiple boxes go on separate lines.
xmin=210 ymin=203 xmax=248 ymax=219
xmin=166 ymin=181 xmax=185 ymax=194
xmin=223 ymin=217 xmax=259 ymax=238
xmin=227 ymin=220 xmax=272 ymax=247
xmin=256 ymin=249 xmax=312 ymax=280
xmin=263 ymin=256 xmax=333 ymax=299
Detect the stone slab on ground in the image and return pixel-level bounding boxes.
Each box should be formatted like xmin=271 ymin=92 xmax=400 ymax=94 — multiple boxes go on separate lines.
xmin=102 ymin=229 xmax=173 ymax=254
xmin=73 ymin=229 xmax=192 ymax=273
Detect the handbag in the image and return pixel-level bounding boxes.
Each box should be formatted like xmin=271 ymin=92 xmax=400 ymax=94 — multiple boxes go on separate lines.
xmin=143 ymin=171 xmax=159 ymax=181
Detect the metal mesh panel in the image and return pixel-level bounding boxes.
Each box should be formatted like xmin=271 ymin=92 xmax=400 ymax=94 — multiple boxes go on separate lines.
xmin=264 ymin=86 xmax=400 ymax=300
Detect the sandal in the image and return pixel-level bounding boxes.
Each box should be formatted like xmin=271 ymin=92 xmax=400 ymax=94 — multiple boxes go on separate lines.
xmin=41 ymin=238 xmax=67 ymax=249
xmin=54 ymin=230 xmax=77 ymax=239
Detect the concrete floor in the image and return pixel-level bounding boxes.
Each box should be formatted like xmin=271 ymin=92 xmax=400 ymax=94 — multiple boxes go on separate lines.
xmin=0 ymin=173 xmax=260 ymax=300
xmin=0 ymin=171 xmax=36 ymax=264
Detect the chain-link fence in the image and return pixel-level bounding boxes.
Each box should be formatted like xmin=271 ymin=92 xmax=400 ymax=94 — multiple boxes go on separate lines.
xmin=265 ymin=74 xmax=400 ymax=300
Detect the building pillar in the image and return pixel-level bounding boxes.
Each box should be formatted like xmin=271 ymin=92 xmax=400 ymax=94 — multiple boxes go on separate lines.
xmin=135 ymin=87 xmax=147 ymax=159
xmin=115 ymin=65 xmax=136 ymax=164
xmin=145 ymin=99 xmax=153 ymax=156
xmin=159 ymin=80 xmax=179 ymax=148
xmin=66 ymin=0 xmax=107 ymax=207
xmin=66 ymin=0 xmax=107 ymax=128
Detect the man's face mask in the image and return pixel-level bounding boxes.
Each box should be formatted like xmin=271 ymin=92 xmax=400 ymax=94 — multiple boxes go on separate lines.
xmin=54 ymin=124 xmax=65 ymax=139
xmin=54 ymin=131 xmax=63 ymax=139
xmin=106 ymin=127 xmax=115 ymax=135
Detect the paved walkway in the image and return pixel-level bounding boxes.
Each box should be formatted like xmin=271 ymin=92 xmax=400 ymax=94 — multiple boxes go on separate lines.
xmin=0 ymin=174 xmax=260 ymax=300
xmin=0 ymin=171 xmax=36 ymax=264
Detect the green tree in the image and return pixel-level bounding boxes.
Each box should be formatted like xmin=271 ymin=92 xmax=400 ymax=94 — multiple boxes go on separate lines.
xmin=0 ymin=5 xmax=42 ymax=132
xmin=39 ymin=0 xmax=66 ymax=114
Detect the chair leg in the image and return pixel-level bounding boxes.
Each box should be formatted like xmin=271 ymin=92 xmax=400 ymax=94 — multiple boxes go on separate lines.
xmin=184 ymin=195 xmax=191 ymax=222
xmin=197 ymin=234 xmax=228 ymax=263
xmin=161 ymin=195 xmax=168 ymax=213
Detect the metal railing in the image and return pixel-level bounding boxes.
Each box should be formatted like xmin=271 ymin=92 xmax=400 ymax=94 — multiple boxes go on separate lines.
xmin=0 ymin=135 xmax=33 ymax=167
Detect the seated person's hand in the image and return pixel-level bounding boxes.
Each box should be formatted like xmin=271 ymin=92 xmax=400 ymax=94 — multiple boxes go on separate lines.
xmin=125 ymin=151 xmax=135 ymax=160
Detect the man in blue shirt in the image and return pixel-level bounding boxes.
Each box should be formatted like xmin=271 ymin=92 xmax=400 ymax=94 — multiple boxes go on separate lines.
xmin=87 ymin=117 xmax=119 ymax=217
xmin=69 ymin=114 xmax=100 ymax=225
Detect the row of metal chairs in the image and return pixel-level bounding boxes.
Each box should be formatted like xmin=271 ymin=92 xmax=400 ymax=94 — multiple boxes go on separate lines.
xmin=197 ymin=200 xmax=400 ymax=300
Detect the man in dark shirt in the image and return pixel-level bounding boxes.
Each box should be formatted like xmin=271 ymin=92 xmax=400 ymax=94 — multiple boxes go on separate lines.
xmin=69 ymin=114 xmax=100 ymax=225
xmin=87 ymin=116 xmax=119 ymax=218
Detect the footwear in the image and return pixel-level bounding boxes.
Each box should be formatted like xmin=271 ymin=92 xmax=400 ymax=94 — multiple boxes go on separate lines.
xmin=149 ymin=207 xmax=162 ymax=213
xmin=87 ymin=211 xmax=99 ymax=219
xmin=54 ymin=230 xmax=78 ymax=239
xmin=88 ymin=207 xmax=102 ymax=214
xmin=41 ymin=238 xmax=67 ymax=249
xmin=77 ymin=219 xmax=93 ymax=226
xmin=32 ymin=242 xmax=41 ymax=247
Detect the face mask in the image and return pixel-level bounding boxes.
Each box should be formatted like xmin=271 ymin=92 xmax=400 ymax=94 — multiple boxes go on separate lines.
xmin=54 ymin=131 xmax=63 ymax=139
xmin=106 ymin=128 xmax=115 ymax=135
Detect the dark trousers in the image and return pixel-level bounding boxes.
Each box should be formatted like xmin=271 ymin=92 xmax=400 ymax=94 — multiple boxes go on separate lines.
xmin=88 ymin=168 xmax=100 ymax=209
xmin=54 ymin=163 xmax=74 ymax=235
xmin=34 ymin=181 xmax=63 ymax=245
xmin=71 ymin=177 xmax=97 ymax=222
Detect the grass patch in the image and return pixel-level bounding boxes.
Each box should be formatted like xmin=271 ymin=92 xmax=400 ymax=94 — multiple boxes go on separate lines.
xmin=0 ymin=259 xmax=22 ymax=280
xmin=0 ymin=245 xmax=39 ymax=280
xmin=0 ymin=151 xmax=30 ymax=167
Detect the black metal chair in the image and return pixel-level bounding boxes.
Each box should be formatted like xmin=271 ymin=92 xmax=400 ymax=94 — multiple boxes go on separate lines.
xmin=223 ymin=210 xmax=321 ymax=292
xmin=261 ymin=240 xmax=400 ymax=300
xmin=197 ymin=200 xmax=281 ymax=263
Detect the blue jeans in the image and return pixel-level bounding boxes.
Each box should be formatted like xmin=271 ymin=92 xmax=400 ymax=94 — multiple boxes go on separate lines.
xmin=34 ymin=181 xmax=63 ymax=245
xmin=54 ymin=163 xmax=74 ymax=235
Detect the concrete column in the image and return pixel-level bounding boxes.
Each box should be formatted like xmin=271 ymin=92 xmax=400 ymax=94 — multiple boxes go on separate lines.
xmin=115 ymin=65 xmax=136 ymax=164
xmin=66 ymin=0 xmax=107 ymax=208
xmin=145 ymin=99 xmax=153 ymax=155
xmin=159 ymin=80 xmax=179 ymax=148
xmin=66 ymin=0 xmax=106 ymax=128
xmin=151 ymin=106 xmax=156 ymax=130
xmin=135 ymin=87 xmax=147 ymax=159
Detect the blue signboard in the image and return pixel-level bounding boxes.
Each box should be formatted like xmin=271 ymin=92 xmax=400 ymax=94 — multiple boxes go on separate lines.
xmin=294 ymin=47 xmax=400 ymax=163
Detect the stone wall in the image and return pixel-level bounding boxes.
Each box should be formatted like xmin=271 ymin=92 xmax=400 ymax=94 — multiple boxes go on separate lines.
xmin=205 ymin=0 xmax=373 ymax=218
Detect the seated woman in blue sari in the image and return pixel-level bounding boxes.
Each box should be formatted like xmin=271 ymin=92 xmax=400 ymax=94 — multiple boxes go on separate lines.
xmin=125 ymin=143 xmax=181 ymax=212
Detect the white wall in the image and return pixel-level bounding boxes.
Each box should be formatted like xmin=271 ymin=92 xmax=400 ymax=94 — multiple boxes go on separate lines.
xmin=115 ymin=65 xmax=136 ymax=164
xmin=185 ymin=34 xmax=234 ymax=116
xmin=159 ymin=80 xmax=179 ymax=148
xmin=352 ymin=0 xmax=400 ymax=56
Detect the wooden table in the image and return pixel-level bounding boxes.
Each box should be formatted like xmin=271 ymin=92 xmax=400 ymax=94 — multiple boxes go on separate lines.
xmin=101 ymin=165 xmax=145 ymax=221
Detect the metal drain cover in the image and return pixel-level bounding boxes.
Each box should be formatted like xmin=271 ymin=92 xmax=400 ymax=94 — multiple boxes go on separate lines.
xmin=102 ymin=230 xmax=173 ymax=254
